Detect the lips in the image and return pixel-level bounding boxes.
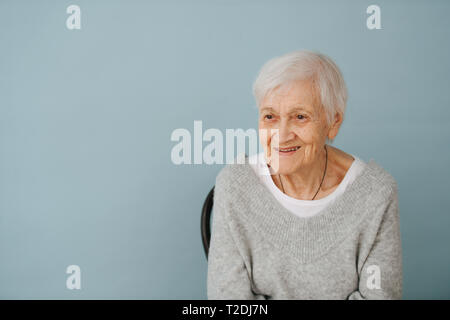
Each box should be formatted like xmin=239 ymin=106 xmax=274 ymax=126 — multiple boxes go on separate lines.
xmin=274 ymin=146 xmax=301 ymax=152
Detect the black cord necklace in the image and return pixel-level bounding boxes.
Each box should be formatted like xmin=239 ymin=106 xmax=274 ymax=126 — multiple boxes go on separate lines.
xmin=278 ymin=144 xmax=328 ymax=200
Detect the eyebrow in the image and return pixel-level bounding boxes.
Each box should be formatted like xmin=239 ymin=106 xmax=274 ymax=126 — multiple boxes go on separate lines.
xmin=260 ymin=105 xmax=312 ymax=113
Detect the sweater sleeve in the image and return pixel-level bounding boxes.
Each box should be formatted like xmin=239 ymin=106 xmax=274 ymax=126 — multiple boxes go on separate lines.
xmin=207 ymin=192 xmax=266 ymax=300
xmin=347 ymin=184 xmax=403 ymax=300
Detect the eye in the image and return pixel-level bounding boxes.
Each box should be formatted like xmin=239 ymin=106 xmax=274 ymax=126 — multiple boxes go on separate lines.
xmin=297 ymin=114 xmax=306 ymax=120
xmin=264 ymin=114 xmax=273 ymax=120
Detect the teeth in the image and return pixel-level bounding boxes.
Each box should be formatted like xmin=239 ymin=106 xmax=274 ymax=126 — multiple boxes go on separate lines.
xmin=279 ymin=146 xmax=300 ymax=152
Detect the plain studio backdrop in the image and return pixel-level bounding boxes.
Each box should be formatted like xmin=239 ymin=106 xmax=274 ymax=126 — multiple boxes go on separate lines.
xmin=0 ymin=0 xmax=449 ymax=299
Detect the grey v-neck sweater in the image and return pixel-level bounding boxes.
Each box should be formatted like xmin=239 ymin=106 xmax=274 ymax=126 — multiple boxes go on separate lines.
xmin=207 ymin=155 xmax=402 ymax=300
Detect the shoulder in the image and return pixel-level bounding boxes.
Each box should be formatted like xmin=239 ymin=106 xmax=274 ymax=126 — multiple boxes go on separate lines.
xmin=214 ymin=154 xmax=253 ymax=198
xmin=215 ymin=154 xmax=251 ymax=186
xmin=365 ymin=159 xmax=398 ymax=201
xmin=360 ymin=160 xmax=400 ymax=233
xmin=328 ymin=145 xmax=398 ymax=199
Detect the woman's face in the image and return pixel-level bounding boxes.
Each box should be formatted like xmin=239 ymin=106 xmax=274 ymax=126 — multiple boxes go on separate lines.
xmin=258 ymin=79 xmax=332 ymax=174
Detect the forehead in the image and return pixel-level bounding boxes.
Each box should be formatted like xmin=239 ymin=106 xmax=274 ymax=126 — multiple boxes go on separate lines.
xmin=260 ymin=79 xmax=317 ymax=111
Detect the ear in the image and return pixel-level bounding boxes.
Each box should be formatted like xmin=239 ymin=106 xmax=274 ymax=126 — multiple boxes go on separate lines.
xmin=327 ymin=111 xmax=343 ymax=141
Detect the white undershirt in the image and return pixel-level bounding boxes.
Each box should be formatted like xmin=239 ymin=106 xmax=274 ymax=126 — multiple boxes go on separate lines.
xmin=248 ymin=152 xmax=367 ymax=218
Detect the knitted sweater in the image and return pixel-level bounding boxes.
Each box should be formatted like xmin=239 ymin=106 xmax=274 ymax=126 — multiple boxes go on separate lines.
xmin=207 ymin=154 xmax=402 ymax=300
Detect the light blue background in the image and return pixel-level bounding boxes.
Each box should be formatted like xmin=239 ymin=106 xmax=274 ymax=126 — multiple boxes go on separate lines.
xmin=1 ymin=0 xmax=449 ymax=299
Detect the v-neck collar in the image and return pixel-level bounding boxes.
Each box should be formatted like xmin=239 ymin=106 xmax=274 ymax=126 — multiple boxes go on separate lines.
xmin=229 ymin=155 xmax=382 ymax=264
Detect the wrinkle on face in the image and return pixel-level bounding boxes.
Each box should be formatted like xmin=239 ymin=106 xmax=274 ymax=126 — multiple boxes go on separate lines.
xmin=258 ymin=78 xmax=330 ymax=175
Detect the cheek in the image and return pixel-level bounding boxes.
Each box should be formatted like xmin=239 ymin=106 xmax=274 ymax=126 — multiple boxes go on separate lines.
xmin=291 ymin=127 xmax=322 ymax=160
xmin=258 ymin=126 xmax=272 ymax=149
xmin=291 ymin=127 xmax=309 ymax=142
xmin=293 ymin=124 xmax=322 ymax=142
xmin=302 ymin=145 xmax=316 ymax=161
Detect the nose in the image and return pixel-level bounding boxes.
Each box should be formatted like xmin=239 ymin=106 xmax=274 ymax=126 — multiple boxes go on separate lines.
xmin=277 ymin=118 xmax=294 ymax=143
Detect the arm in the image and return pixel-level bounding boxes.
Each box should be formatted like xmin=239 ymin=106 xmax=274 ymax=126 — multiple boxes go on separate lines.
xmin=207 ymin=197 xmax=265 ymax=300
xmin=347 ymin=184 xmax=403 ymax=300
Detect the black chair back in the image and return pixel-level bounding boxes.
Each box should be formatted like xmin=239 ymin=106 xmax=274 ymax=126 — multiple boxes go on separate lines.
xmin=201 ymin=186 xmax=214 ymax=259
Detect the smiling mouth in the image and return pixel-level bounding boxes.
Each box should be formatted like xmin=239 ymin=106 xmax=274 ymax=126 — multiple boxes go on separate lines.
xmin=274 ymin=146 xmax=301 ymax=153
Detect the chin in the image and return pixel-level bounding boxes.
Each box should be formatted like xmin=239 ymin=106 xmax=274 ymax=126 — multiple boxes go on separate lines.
xmin=271 ymin=158 xmax=298 ymax=174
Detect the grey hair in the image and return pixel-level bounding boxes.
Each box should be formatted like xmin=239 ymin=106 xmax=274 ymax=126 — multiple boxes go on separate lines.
xmin=252 ymin=50 xmax=348 ymax=143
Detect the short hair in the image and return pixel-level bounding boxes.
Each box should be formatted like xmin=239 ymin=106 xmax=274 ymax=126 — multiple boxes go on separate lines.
xmin=252 ymin=50 xmax=348 ymax=142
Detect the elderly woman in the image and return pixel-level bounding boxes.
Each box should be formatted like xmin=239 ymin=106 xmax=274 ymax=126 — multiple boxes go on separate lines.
xmin=207 ymin=50 xmax=402 ymax=300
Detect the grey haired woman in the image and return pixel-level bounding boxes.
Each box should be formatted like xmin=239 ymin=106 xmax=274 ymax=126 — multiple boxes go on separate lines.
xmin=207 ymin=50 xmax=402 ymax=300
